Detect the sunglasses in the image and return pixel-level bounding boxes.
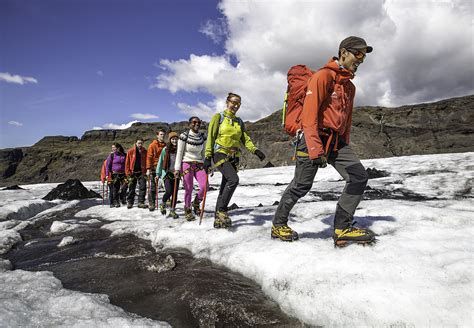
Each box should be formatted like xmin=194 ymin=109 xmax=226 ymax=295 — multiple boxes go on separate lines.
xmin=191 ymin=120 xmax=201 ymax=125
xmin=228 ymin=99 xmax=241 ymax=106
xmin=347 ymin=48 xmax=366 ymax=60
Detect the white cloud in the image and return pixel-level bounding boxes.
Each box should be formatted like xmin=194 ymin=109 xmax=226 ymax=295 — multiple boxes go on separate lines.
xmin=176 ymin=102 xmax=217 ymax=121
xmin=92 ymin=120 xmax=139 ymax=130
xmin=0 ymin=72 xmax=38 ymax=85
xmin=8 ymin=121 xmax=23 ymax=127
xmin=199 ymin=18 xmax=228 ymax=44
xmin=153 ymin=0 xmax=473 ymax=121
xmin=97 ymin=70 xmax=104 ymax=77
xmin=130 ymin=113 xmax=159 ymax=120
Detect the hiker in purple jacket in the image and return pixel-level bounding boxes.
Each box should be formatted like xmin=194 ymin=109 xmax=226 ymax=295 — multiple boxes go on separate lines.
xmin=105 ymin=143 xmax=127 ymax=208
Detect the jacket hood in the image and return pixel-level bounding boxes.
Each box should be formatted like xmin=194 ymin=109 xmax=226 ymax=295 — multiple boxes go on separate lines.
xmin=150 ymin=139 xmax=166 ymax=146
xmin=223 ymin=109 xmax=237 ymax=118
xmin=322 ymin=57 xmax=354 ymax=84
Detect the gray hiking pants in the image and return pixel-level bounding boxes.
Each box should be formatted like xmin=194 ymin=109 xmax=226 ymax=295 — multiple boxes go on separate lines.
xmin=273 ymin=145 xmax=368 ymax=230
xmin=127 ymin=172 xmax=147 ymax=204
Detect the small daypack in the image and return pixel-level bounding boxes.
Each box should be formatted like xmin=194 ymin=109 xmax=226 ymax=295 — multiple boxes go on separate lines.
xmin=281 ymin=65 xmax=314 ymax=136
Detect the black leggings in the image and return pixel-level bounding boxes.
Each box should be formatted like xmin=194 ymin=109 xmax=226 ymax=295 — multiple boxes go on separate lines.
xmin=110 ymin=173 xmax=125 ymax=205
xmin=214 ymin=153 xmax=239 ymax=212
xmin=162 ymin=174 xmax=180 ymax=209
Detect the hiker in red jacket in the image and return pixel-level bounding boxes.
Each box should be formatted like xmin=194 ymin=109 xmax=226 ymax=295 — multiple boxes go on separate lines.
xmin=272 ymin=36 xmax=375 ymax=247
xmin=125 ymin=137 xmax=147 ymax=209
xmin=146 ymin=129 xmax=166 ymax=211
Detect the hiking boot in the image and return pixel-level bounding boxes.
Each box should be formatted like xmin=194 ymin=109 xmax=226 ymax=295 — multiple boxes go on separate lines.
xmin=121 ymin=200 xmax=127 ymax=205
xmin=214 ymin=211 xmax=231 ymax=229
xmin=169 ymin=209 xmax=179 ymax=219
xmin=333 ymin=226 xmax=375 ymax=247
xmin=114 ymin=202 xmax=120 ymax=208
xmin=166 ymin=200 xmax=172 ymax=207
xmin=271 ymin=225 xmax=299 ymax=242
xmin=109 ymin=204 xmax=115 ymax=208
xmin=159 ymin=203 xmax=167 ymax=215
xmin=138 ymin=203 xmax=148 ymax=209
xmin=184 ymin=207 xmax=196 ymax=221
xmin=149 ymin=206 xmax=155 ymax=212
xmin=192 ymin=196 xmax=201 ymax=215
xmin=127 ymin=203 xmax=133 ymax=209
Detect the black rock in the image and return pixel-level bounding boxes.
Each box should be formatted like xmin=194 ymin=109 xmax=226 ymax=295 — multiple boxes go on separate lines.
xmin=43 ymin=179 xmax=100 ymax=200
xmin=263 ymin=161 xmax=275 ymax=168
xmin=272 ymin=201 xmax=280 ymax=206
xmin=257 ymin=203 xmax=263 ymax=207
xmin=366 ymin=168 xmax=390 ymax=179
xmin=2 ymin=185 xmax=24 ymax=190
xmin=274 ymin=182 xmax=287 ymax=186
xmin=228 ymin=203 xmax=239 ymax=211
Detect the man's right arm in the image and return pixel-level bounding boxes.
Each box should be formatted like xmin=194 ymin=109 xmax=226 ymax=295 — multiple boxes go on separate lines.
xmin=146 ymin=144 xmax=154 ymax=171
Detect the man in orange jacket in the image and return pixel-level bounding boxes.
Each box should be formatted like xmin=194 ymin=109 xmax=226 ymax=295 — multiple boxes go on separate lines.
xmin=100 ymin=159 xmax=111 ymax=205
xmin=272 ymin=36 xmax=375 ymax=247
xmin=125 ymin=137 xmax=147 ymax=209
xmin=146 ymin=129 xmax=166 ymax=211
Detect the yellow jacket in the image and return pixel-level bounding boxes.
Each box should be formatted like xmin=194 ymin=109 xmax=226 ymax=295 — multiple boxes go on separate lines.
xmin=205 ymin=110 xmax=257 ymax=158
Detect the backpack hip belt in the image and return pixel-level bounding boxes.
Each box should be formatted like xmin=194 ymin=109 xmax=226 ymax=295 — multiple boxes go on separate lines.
xmin=296 ymin=128 xmax=339 ymax=158
xmin=182 ymin=162 xmax=204 ymax=176
xmin=214 ymin=144 xmax=239 ymax=156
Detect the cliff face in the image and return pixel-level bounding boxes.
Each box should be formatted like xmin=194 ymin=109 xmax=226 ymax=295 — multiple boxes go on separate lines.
xmin=1 ymin=95 xmax=472 ymax=186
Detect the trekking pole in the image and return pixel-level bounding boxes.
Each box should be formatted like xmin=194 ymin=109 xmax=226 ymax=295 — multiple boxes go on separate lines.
xmin=199 ymin=173 xmax=209 ymax=225
xmin=102 ymin=182 xmax=105 ymax=206
xmin=171 ymin=174 xmax=178 ymax=210
xmin=105 ymin=182 xmax=108 ymax=203
xmin=155 ymin=176 xmax=160 ymax=209
xmin=148 ymin=174 xmax=151 ymax=205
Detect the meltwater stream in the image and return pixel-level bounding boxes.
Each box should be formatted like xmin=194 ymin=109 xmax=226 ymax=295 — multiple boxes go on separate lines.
xmin=4 ymin=200 xmax=305 ymax=327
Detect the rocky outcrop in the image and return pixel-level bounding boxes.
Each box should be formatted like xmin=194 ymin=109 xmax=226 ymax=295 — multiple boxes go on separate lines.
xmin=0 ymin=148 xmax=24 ymax=178
xmin=42 ymin=179 xmax=100 ymax=200
xmin=0 ymin=95 xmax=472 ymax=186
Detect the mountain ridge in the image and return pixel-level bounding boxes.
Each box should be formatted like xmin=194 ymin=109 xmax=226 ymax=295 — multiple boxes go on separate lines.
xmin=1 ymin=94 xmax=472 ymax=186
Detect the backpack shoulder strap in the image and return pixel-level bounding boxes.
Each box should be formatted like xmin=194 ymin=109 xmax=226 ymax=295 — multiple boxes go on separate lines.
xmin=219 ymin=112 xmax=225 ymax=124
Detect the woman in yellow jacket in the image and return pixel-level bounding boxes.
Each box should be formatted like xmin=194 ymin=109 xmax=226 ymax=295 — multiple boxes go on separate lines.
xmin=204 ymin=93 xmax=266 ymax=228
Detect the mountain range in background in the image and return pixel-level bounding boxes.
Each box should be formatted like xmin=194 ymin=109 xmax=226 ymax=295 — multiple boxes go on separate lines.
xmin=1 ymin=95 xmax=473 ymax=187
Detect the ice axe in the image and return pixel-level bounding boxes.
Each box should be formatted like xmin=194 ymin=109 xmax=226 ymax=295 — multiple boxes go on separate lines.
xmin=199 ymin=173 xmax=209 ymax=225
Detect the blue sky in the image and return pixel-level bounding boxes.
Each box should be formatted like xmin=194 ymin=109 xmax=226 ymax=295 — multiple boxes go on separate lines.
xmin=1 ymin=0 xmax=472 ymax=149
xmin=1 ymin=0 xmax=223 ymax=148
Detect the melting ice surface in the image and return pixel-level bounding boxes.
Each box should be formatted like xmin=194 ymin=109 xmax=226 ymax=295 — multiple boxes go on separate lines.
xmin=1 ymin=152 xmax=473 ymax=327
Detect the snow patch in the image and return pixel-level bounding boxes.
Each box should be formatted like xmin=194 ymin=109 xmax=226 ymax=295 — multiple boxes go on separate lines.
xmin=0 ymin=270 xmax=170 ymax=327
xmin=57 ymin=236 xmax=75 ymax=247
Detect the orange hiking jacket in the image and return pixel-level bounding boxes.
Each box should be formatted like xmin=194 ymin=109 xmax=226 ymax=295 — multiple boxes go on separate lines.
xmin=301 ymin=58 xmax=355 ymax=159
xmin=100 ymin=159 xmax=111 ymax=183
xmin=125 ymin=146 xmax=147 ymax=176
xmin=146 ymin=140 xmax=166 ymax=170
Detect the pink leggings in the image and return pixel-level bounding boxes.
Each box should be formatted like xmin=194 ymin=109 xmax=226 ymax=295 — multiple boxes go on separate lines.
xmin=181 ymin=162 xmax=208 ymax=207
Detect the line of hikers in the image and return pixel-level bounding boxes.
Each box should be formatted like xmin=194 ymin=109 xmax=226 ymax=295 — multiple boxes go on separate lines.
xmin=101 ymin=36 xmax=377 ymax=247
xmin=101 ymin=93 xmax=266 ymax=227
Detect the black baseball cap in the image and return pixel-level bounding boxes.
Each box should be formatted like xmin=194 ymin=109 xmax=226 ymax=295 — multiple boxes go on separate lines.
xmin=339 ymin=36 xmax=373 ymax=53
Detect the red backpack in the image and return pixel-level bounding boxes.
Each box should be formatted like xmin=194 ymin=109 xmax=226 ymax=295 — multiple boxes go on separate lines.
xmin=281 ymin=65 xmax=314 ymax=136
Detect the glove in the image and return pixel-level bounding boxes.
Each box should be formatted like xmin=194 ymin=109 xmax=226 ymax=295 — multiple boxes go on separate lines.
xmin=173 ymin=170 xmax=180 ymax=178
xmin=203 ymin=157 xmax=212 ymax=173
xmin=146 ymin=169 xmax=151 ymax=176
xmin=254 ymin=149 xmax=266 ymax=161
xmin=311 ymin=156 xmax=327 ymax=168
